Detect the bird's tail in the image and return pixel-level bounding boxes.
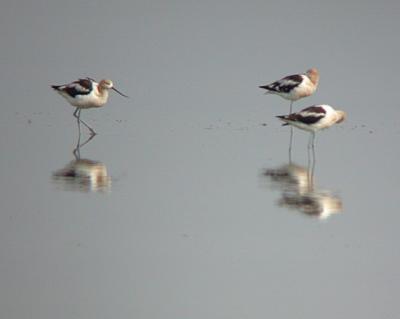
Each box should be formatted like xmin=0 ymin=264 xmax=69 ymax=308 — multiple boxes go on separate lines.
xmin=51 ymin=85 xmax=61 ymax=91
xmin=259 ymin=85 xmax=273 ymax=94
xmin=276 ymin=115 xmax=290 ymax=126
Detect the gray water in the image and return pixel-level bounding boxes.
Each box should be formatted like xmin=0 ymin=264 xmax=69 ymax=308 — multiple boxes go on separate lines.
xmin=1 ymin=0 xmax=400 ymax=318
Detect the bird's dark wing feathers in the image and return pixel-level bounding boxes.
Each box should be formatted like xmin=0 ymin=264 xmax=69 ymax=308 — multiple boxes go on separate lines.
xmin=63 ymin=78 xmax=93 ymax=97
xmin=292 ymin=114 xmax=325 ymax=124
xmin=299 ymin=106 xmax=327 ymax=115
xmin=260 ymin=74 xmax=303 ymax=93
xmin=277 ymin=106 xmax=326 ymax=125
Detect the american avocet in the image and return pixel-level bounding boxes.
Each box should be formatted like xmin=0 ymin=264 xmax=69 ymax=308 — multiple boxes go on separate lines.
xmin=51 ymin=78 xmax=128 ymax=135
xmin=259 ymin=68 xmax=319 ymax=113
xmin=276 ymin=105 xmax=346 ymax=147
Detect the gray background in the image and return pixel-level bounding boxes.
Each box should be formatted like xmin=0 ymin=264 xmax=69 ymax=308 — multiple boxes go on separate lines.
xmin=1 ymin=0 xmax=400 ymax=318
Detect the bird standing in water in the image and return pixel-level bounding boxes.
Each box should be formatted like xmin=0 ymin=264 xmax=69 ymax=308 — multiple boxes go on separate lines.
xmin=259 ymin=68 xmax=319 ymax=113
xmin=276 ymin=104 xmax=346 ymax=148
xmin=51 ymin=78 xmax=128 ymax=135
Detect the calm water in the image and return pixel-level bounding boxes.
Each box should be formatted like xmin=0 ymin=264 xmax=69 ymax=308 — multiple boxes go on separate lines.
xmin=1 ymin=0 xmax=400 ymax=318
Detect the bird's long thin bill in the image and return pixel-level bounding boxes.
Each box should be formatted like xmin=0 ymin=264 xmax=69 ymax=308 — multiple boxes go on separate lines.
xmin=112 ymin=87 xmax=129 ymax=98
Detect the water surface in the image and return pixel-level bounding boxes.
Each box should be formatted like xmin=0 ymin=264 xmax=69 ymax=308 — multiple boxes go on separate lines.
xmin=1 ymin=0 xmax=400 ymax=318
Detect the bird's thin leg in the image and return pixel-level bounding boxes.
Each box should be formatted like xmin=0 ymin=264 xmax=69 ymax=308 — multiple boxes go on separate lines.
xmin=74 ymin=131 xmax=81 ymax=160
xmin=73 ymin=109 xmax=96 ymax=136
xmin=307 ymin=132 xmax=312 ymax=149
xmin=73 ymin=131 xmax=96 ymax=159
xmin=79 ymin=117 xmax=97 ymax=136
xmin=311 ymin=140 xmax=316 ymax=181
xmin=73 ymin=108 xmax=80 ymax=127
xmin=79 ymin=133 xmax=96 ymax=148
xmin=307 ymin=135 xmax=312 ymax=172
xmin=289 ymin=101 xmax=293 ymax=114
xmin=312 ymin=132 xmax=316 ymax=151
xmin=73 ymin=109 xmax=82 ymax=159
xmin=288 ymin=126 xmax=294 ymax=163
xmin=306 ymin=142 xmax=316 ymax=191
xmin=307 ymin=141 xmax=312 ymax=189
xmin=73 ymin=108 xmax=82 ymax=137
xmin=73 ymin=107 xmax=79 ymax=118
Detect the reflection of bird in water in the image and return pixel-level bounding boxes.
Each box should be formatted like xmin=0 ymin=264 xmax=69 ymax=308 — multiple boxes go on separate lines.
xmin=259 ymin=68 xmax=319 ymax=113
xmin=52 ymin=134 xmax=111 ymax=192
xmin=264 ymin=163 xmax=313 ymax=195
xmin=51 ymin=77 xmax=128 ymax=136
xmin=277 ymin=104 xmax=346 ymax=149
xmin=279 ymin=191 xmax=342 ymax=220
xmin=263 ymin=162 xmax=342 ymax=220
xmin=53 ymin=158 xmax=110 ymax=192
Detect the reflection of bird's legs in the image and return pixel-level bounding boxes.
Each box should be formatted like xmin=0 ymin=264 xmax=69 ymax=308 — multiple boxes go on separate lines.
xmin=73 ymin=146 xmax=80 ymax=160
xmin=73 ymin=130 xmax=96 ymax=160
xmin=73 ymin=108 xmax=96 ymax=136
xmin=73 ymin=136 xmax=81 ymax=160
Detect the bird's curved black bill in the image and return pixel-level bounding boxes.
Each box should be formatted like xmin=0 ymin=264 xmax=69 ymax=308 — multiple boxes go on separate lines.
xmin=112 ymin=87 xmax=129 ymax=98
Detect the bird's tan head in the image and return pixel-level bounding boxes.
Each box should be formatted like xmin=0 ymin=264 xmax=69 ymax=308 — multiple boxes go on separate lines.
xmin=335 ymin=110 xmax=347 ymax=123
xmin=306 ymin=68 xmax=319 ymax=86
xmin=99 ymin=79 xmax=114 ymax=90
xmin=98 ymin=79 xmax=129 ymax=97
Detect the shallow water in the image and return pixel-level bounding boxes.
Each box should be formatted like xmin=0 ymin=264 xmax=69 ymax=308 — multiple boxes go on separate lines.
xmin=1 ymin=0 xmax=400 ymax=318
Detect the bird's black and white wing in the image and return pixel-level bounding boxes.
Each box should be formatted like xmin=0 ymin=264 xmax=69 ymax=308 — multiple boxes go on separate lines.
xmin=52 ymin=78 xmax=93 ymax=97
xmin=260 ymin=74 xmax=304 ymax=93
xmin=277 ymin=106 xmax=327 ymax=125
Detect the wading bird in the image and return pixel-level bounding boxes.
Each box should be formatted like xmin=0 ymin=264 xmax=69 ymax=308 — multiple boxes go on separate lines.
xmin=260 ymin=68 xmax=319 ymax=113
xmin=276 ymin=105 xmax=346 ymax=148
xmin=51 ymin=78 xmax=128 ymax=135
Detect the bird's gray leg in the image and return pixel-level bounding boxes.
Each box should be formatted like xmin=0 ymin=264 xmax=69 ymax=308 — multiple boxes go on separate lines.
xmin=73 ymin=108 xmax=96 ymax=136
xmin=73 ymin=107 xmax=79 ymax=118
xmin=289 ymin=101 xmax=293 ymax=114
xmin=311 ymin=137 xmax=316 ymax=179
xmin=73 ymin=108 xmax=82 ymax=136
xmin=288 ymin=127 xmax=293 ymax=163
xmin=79 ymin=134 xmax=96 ymax=148
xmin=310 ymin=132 xmax=316 ymax=184
xmin=79 ymin=117 xmax=97 ymax=136
xmin=312 ymin=132 xmax=316 ymax=150
xmin=288 ymin=101 xmax=294 ymax=163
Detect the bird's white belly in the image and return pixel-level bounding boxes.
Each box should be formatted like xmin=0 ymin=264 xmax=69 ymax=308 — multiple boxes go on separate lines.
xmin=64 ymin=93 xmax=104 ymax=108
